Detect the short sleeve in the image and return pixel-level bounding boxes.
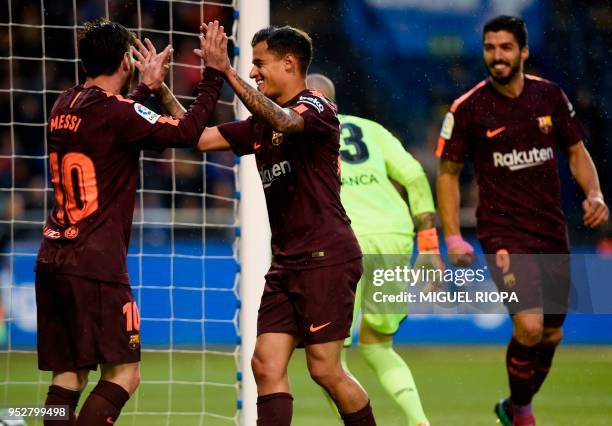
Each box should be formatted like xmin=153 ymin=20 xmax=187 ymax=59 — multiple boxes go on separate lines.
xmin=291 ymin=91 xmax=339 ymax=136
xmin=554 ymin=87 xmax=584 ymax=150
xmin=435 ymin=105 xmax=470 ymax=163
xmin=217 ymin=118 xmax=257 ymax=156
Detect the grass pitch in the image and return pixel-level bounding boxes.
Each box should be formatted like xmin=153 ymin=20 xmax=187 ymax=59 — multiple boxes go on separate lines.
xmin=2 ymin=346 xmax=611 ymax=425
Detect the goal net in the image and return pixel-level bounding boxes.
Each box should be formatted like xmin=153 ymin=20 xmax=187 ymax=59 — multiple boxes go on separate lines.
xmin=0 ymin=1 xmax=244 ymax=424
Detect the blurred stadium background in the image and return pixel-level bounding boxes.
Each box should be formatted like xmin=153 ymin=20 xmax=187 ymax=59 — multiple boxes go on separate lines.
xmin=0 ymin=0 xmax=611 ymax=425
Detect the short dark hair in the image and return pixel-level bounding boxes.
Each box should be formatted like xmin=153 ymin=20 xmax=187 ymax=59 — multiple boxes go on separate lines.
xmin=483 ymin=15 xmax=528 ymax=49
xmin=251 ymin=26 xmax=313 ymax=74
xmin=78 ymin=18 xmax=134 ymax=78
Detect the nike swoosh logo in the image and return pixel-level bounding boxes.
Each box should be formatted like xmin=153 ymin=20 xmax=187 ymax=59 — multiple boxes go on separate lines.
xmin=253 ymin=142 xmax=261 ymax=150
xmin=106 ymin=417 xmax=115 ymax=424
xmin=309 ymin=322 xmax=332 ymax=333
xmin=486 ymin=126 xmax=507 ymax=138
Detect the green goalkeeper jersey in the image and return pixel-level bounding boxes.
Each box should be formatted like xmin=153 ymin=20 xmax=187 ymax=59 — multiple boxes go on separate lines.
xmin=338 ymin=114 xmax=434 ymax=238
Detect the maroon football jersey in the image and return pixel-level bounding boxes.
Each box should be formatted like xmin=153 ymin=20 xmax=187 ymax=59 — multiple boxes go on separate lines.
xmin=436 ymin=75 xmax=585 ymax=252
xmin=218 ymin=89 xmax=361 ymax=268
xmin=36 ymin=68 xmax=224 ymax=284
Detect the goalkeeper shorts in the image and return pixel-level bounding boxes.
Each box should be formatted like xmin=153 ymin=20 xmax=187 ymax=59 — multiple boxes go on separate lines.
xmin=345 ymin=233 xmax=413 ymax=346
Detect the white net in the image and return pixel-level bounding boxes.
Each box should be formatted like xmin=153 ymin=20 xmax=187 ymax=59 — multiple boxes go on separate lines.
xmin=0 ymin=1 xmax=241 ymax=424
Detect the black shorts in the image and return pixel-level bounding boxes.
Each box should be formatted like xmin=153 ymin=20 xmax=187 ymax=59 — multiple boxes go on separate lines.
xmin=35 ymin=271 xmax=141 ymax=371
xmin=483 ymin=244 xmax=570 ymax=327
xmin=257 ymin=258 xmax=362 ymax=346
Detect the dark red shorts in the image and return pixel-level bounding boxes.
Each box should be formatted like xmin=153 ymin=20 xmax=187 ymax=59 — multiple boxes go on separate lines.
xmin=483 ymin=245 xmax=569 ymax=327
xmin=257 ymin=258 xmax=362 ymax=346
xmin=35 ymin=271 xmax=141 ymax=371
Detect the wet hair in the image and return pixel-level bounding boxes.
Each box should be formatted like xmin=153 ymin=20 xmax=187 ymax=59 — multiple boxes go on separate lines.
xmin=251 ymin=26 xmax=313 ymax=74
xmin=483 ymin=15 xmax=528 ymax=49
xmin=78 ymin=18 xmax=134 ymax=77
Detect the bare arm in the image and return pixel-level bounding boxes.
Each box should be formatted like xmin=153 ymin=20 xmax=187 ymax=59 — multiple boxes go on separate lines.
xmin=197 ymin=127 xmax=231 ymax=152
xmin=156 ymin=83 xmax=186 ymax=118
xmin=436 ymin=159 xmax=463 ymax=236
xmin=197 ymin=21 xmax=304 ymax=133
xmin=131 ymin=38 xmax=187 ymax=119
xmin=223 ymin=68 xmax=304 ymax=133
xmin=568 ymin=142 xmax=609 ymax=228
xmin=414 ymin=212 xmax=435 ymax=231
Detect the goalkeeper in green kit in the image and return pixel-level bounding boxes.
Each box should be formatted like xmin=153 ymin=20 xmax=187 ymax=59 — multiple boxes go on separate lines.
xmin=307 ymin=74 xmax=442 ymax=426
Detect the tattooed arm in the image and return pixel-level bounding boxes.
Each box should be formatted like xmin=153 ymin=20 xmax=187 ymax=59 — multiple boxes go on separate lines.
xmin=197 ymin=20 xmax=304 ymax=133
xmin=156 ymin=83 xmax=186 ymax=118
xmin=223 ymin=68 xmax=304 ymax=133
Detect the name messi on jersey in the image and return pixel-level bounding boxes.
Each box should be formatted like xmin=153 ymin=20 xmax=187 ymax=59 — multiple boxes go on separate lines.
xmin=49 ymin=114 xmax=83 ymax=133
xmin=493 ymin=147 xmax=554 ymax=171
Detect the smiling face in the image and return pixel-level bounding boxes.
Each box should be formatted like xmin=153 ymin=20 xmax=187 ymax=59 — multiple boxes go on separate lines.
xmin=483 ymin=30 xmax=528 ymax=85
xmin=249 ymin=41 xmax=292 ymax=101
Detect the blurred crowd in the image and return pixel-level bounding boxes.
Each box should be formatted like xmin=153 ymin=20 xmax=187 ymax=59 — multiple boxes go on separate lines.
xmin=0 ymin=0 xmax=610 ymax=249
xmin=0 ymin=0 xmax=237 ymax=243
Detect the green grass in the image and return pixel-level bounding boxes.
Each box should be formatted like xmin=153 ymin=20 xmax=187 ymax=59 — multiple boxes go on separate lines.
xmin=2 ymin=346 xmax=611 ymax=425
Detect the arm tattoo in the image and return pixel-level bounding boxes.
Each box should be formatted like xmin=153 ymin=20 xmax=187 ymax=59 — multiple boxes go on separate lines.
xmin=438 ymin=159 xmax=463 ymax=176
xmin=157 ymin=83 xmax=186 ymax=118
xmin=227 ymin=68 xmax=303 ymax=132
xmin=415 ymin=212 xmax=436 ymax=231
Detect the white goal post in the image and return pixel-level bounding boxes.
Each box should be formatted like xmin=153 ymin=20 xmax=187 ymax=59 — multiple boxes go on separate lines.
xmin=236 ymin=1 xmax=271 ymax=425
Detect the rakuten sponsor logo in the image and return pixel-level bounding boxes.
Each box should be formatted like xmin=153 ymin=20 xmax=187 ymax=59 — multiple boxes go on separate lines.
xmin=260 ymin=160 xmax=292 ymax=188
xmin=492 ymin=147 xmax=554 ymax=171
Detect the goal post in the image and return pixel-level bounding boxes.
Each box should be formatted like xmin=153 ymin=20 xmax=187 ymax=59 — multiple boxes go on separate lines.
xmin=236 ymin=1 xmax=271 ymax=425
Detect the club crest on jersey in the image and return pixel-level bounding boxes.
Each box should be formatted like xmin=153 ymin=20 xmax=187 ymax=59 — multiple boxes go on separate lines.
xmin=271 ymin=130 xmax=284 ymax=146
xmin=64 ymin=226 xmax=79 ymax=239
xmin=129 ymin=333 xmax=140 ymax=350
xmin=134 ymin=103 xmax=161 ymax=124
xmin=537 ymin=116 xmax=553 ymax=134
xmin=503 ymin=273 xmax=516 ymax=288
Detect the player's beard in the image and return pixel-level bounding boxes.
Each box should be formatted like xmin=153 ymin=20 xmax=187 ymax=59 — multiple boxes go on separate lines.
xmin=121 ymin=63 xmax=135 ymax=96
xmin=486 ymin=58 xmax=520 ymax=85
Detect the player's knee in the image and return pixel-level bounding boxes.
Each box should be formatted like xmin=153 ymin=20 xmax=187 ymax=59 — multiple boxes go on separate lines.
xmin=101 ymin=363 xmax=141 ymax=395
xmin=542 ymin=327 xmax=563 ymax=346
xmin=307 ymin=360 xmax=342 ymax=389
xmin=76 ymin=371 xmax=89 ymax=391
xmin=251 ymin=354 xmax=283 ymax=385
xmin=52 ymin=371 xmax=89 ymax=392
xmin=514 ymin=320 xmax=543 ymax=345
xmin=129 ymin=368 xmax=141 ymax=393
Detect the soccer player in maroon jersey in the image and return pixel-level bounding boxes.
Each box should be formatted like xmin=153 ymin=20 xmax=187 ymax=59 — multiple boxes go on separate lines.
xmin=436 ymin=16 xmax=609 ymax=426
xmin=35 ymin=19 xmax=228 ymax=425
xmin=196 ymin=25 xmax=376 ymax=425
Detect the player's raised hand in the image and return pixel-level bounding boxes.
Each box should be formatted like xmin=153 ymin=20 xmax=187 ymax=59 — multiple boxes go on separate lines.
xmin=194 ymin=21 xmax=230 ymax=73
xmin=132 ymin=38 xmax=173 ymax=93
xmin=445 ymin=235 xmax=475 ymax=266
xmin=583 ymin=192 xmax=609 ymax=228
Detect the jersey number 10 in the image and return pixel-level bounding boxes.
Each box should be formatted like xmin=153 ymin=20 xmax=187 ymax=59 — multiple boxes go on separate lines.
xmin=49 ymin=152 xmax=99 ymax=224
